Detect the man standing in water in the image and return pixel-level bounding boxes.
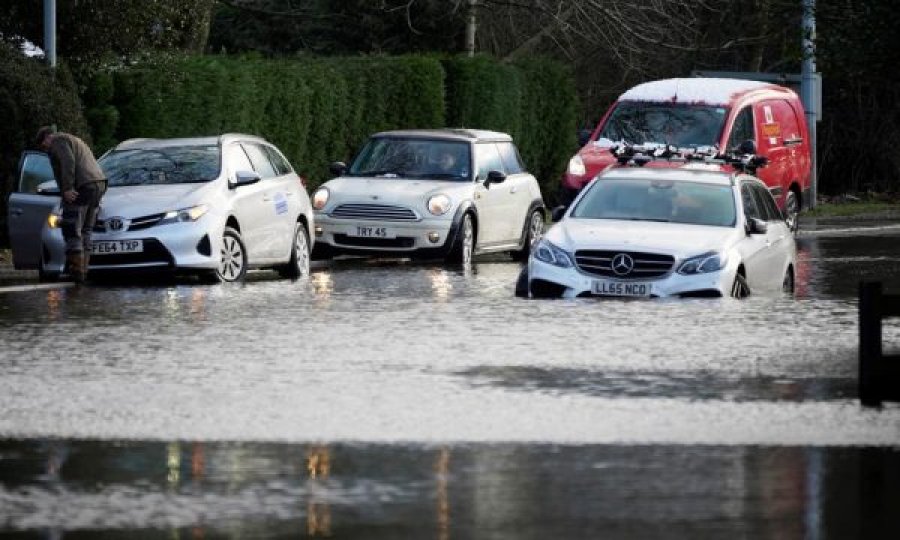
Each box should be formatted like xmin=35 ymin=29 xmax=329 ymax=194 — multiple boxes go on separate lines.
xmin=35 ymin=126 xmax=107 ymax=283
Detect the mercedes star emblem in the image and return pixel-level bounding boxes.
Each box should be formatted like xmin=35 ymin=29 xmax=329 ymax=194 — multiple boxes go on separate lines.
xmin=611 ymin=253 xmax=634 ymax=276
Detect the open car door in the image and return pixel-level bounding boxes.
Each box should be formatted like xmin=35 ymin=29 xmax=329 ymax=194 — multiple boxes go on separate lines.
xmin=7 ymin=151 xmax=59 ymax=269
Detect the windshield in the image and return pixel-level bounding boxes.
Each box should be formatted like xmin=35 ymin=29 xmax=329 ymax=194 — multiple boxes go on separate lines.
xmin=348 ymin=138 xmax=471 ymax=181
xmin=599 ymin=102 xmax=727 ymax=148
xmin=572 ymin=178 xmax=736 ymax=227
xmin=100 ymin=145 xmax=221 ymax=186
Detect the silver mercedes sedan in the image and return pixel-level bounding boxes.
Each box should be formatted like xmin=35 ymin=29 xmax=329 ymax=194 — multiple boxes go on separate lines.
xmin=6 ymin=134 xmax=314 ymax=282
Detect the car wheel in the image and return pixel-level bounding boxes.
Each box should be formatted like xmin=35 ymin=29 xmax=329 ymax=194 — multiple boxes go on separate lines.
xmin=511 ymin=209 xmax=544 ymax=261
xmin=278 ymin=222 xmax=311 ymax=279
xmin=782 ymin=267 xmax=795 ymax=296
xmin=730 ymin=273 xmax=750 ymax=299
xmin=217 ymin=227 xmax=247 ymax=282
xmin=514 ymin=266 xmax=530 ymax=298
xmin=784 ymin=190 xmax=800 ymax=235
xmin=446 ymin=213 xmax=475 ymax=265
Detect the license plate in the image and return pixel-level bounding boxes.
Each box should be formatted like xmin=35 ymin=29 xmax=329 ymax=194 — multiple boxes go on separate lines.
xmin=92 ymin=240 xmax=144 ymax=254
xmin=350 ymin=226 xmax=394 ymax=238
xmin=592 ymin=279 xmax=652 ymax=297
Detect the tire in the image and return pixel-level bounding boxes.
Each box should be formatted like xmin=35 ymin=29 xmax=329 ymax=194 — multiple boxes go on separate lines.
xmin=38 ymin=249 xmax=60 ymax=283
xmin=277 ymin=222 xmax=311 ymax=279
xmin=784 ymin=190 xmax=800 ymax=235
xmin=730 ymin=273 xmax=750 ymax=299
xmin=514 ymin=266 xmax=530 ymax=298
xmin=445 ymin=213 xmax=475 ymax=265
xmin=511 ymin=209 xmax=544 ymax=261
xmin=217 ymin=227 xmax=248 ymax=282
xmin=782 ymin=267 xmax=795 ymax=296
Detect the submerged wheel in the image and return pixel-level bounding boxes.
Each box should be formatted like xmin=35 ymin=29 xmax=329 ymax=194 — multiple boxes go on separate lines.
xmin=730 ymin=273 xmax=750 ymax=299
xmin=278 ymin=222 xmax=311 ymax=279
xmin=446 ymin=213 xmax=475 ymax=265
xmin=784 ymin=190 xmax=800 ymax=235
xmin=514 ymin=266 xmax=530 ymax=298
xmin=511 ymin=209 xmax=544 ymax=261
xmin=782 ymin=267 xmax=795 ymax=296
xmin=217 ymin=227 xmax=247 ymax=282
xmin=37 ymin=249 xmax=60 ymax=282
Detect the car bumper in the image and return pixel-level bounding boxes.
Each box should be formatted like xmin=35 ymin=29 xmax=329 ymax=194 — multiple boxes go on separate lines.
xmin=527 ymin=257 xmax=739 ymax=299
xmin=314 ymin=214 xmax=455 ymax=256
xmin=89 ymin=220 xmax=223 ymax=272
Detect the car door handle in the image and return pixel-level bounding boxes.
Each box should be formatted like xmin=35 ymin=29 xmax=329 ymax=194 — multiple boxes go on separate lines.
xmin=509 ymin=186 xmax=518 ymax=194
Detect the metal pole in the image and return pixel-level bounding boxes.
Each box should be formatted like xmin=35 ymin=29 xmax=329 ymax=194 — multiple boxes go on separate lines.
xmin=801 ymin=0 xmax=817 ymax=209
xmin=465 ymin=0 xmax=477 ymax=57
xmin=44 ymin=0 xmax=56 ymax=68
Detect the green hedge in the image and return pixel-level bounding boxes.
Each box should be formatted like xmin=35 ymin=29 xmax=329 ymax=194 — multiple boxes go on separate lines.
xmin=0 ymin=42 xmax=90 ymax=246
xmin=100 ymin=53 xmax=576 ymax=196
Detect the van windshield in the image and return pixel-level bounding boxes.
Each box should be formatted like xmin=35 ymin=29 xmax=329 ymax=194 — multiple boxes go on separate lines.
xmin=599 ymin=102 xmax=727 ymax=148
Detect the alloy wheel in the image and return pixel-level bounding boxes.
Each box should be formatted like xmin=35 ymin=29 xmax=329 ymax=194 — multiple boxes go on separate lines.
xmin=219 ymin=234 xmax=245 ymax=281
xmin=462 ymin=215 xmax=474 ymax=265
xmin=294 ymin=225 xmax=310 ymax=276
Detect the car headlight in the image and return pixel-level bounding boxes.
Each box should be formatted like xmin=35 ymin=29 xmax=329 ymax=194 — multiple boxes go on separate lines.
xmin=163 ymin=204 xmax=209 ymax=223
xmin=47 ymin=210 xmax=62 ymax=228
xmin=677 ymin=251 xmax=726 ymax=275
xmin=427 ymin=194 xmax=452 ymax=216
xmin=567 ymin=154 xmax=586 ymax=176
xmin=533 ymin=238 xmax=573 ymax=268
xmin=312 ymin=187 xmax=329 ymax=211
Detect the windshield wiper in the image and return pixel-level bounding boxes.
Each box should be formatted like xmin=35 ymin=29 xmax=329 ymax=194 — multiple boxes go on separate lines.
xmin=417 ymin=173 xmax=465 ymax=179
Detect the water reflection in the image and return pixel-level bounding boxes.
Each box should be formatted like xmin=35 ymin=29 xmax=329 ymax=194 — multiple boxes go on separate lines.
xmin=0 ymin=439 xmax=898 ymax=538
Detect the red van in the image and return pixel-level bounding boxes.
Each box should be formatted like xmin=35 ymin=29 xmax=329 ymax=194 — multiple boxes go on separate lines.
xmin=562 ymin=78 xmax=812 ymax=231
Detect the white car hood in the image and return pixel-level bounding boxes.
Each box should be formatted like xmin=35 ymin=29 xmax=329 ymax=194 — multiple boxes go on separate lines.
xmin=548 ymin=218 xmax=740 ymax=258
xmin=99 ymin=183 xmax=212 ymax=219
xmin=322 ymin=176 xmax=470 ymax=204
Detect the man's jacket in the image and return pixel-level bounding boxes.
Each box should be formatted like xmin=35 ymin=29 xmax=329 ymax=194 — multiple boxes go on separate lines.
xmin=47 ymin=133 xmax=105 ymax=192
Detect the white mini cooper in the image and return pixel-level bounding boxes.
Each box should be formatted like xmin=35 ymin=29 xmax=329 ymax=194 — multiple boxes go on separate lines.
xmin=518 ymin=165 xmax=797 ymax=299
xmin=311 ymin=129 xmax=546 ymax=264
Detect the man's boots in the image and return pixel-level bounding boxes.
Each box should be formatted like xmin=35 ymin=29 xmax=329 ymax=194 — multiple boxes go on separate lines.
xmin=66 ymin=251 xmax=85 ymax=283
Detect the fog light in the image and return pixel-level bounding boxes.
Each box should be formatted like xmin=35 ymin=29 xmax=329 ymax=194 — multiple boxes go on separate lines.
xmin=427 ymin=232 xmax=440 ymax=243
xmin=314 ymin=226 xmax=323 ymax=237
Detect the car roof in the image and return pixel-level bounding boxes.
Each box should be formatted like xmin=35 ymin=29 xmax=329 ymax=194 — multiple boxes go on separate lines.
xmin=113 ymin=133 xmax=268 ymax=150
xmin=370 ymin=128 xmax=512 ymax=143
xmin=598 ymin=164 xmax=741 ymax=186
xmin=618 ymin=77 xmax=792 ymax=107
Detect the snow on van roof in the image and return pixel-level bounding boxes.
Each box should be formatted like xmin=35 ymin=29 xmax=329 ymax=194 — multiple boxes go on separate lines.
xmin=619 ymin=78 xmax=778 ymax=106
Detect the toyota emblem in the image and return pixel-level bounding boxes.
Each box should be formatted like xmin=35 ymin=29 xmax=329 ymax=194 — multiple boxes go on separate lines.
xmin=611 ymin=253 xmax=634 ymax=276
xmin=106 ymin=217 xmax=126 ymax=233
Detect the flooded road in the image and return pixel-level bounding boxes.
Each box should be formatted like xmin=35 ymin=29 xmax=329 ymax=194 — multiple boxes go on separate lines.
xmin=1 ymin=219 xmax=899 ymax=537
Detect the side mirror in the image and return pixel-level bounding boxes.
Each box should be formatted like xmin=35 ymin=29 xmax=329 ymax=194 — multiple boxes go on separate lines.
xmin=232 ymin=170 xmax=261 ymax=188
xmin=746 ymin=217 xmax=768 ymax=235
xmin=36 ymin=180 xmax=60 ymax=196
xmin=737 ymin=139 xmax=757 ymax=155
xmin=484 ymin=170 xmax=506 ymax=187
xmin=550 ymin=205 xmax=567 ymax=222
xmin=577 ymin=128 xmax=592 ymax=147
xmin=329 ymin=161 xmax=347 ymax=177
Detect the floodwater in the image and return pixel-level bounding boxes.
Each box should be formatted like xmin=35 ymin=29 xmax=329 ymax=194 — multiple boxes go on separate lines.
xmin=1 ymin=219 xmax=899 ymax=538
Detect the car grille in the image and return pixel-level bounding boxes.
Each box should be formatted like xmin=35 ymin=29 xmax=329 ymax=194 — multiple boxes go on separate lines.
xmin=330 ymin=204 xmax=418 ymax=222
xmin=333 ymin=234 xmax=415 ymax=248
xmin=575 ymin=250 xmax=674 ymax=278
xmin=94 ymin=213 xmax=167 ymax=233
xmin=90 ymin=239 xmax=174 ymax=267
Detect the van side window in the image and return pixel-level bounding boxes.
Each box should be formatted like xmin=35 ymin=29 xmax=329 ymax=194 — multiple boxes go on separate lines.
xmin=728 ymin=107 xmax=755 ymax=152
xmin=475 ymin=143 xmax=505 ymax=181
xmin=242 ymin=143 xmax=278 ymax=179
xmin=497 ymin=142 xmax=524 ymax=174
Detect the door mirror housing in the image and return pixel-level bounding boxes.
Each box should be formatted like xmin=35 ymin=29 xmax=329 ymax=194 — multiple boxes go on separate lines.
xmin=232 ymin=170 xmax=261 ymax=188
xmin=36 ymin=180 xmax=60 ymax=196
xmin=746 ymin=217 xmax=768 ymax=235
xmin=550 ymin=205 xmax=567 ymax=222
xmin=484 ymin=170 xmax=506 ymax=187
xmin=329 ymin=161 xmax=347 ymax=177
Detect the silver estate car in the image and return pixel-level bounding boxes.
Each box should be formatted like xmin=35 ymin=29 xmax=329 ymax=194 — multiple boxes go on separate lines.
xmin=6 ymin=135 xmax=314 ymax=282
xmin=311 ymin=129 xmax=546 ymax=264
